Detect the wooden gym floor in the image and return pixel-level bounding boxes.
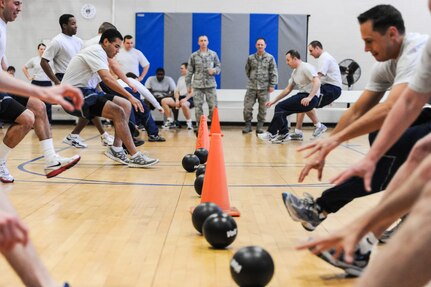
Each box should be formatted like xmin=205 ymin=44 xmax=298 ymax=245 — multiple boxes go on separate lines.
xmin=0 ymin=124 xmax=383 ymax=287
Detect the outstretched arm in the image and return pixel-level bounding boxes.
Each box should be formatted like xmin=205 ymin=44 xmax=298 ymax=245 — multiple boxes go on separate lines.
xmin=0 ymin=71 xmax=83 ymax=111
xmin=297 ymin=87 xmax=393 ymax=181
xmin=98 ymin=69 xmax=143 ymax=112
xmin=297 ymin=152 xmax=431 ymax=262
xmin=331 ymin=87 xmax=430 ymax=189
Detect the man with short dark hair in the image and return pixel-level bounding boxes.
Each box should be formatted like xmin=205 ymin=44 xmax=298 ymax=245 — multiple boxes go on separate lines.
xmin=145 ymin=67 xmax=176 ymax=128
xmin=41 ymin=14 xmax=114 ymax=148
xmin=0 ymin=6 xmax=80 ymax=181
xmin=257 ymin=50 xmax=321 ymax=144
xmin=62 ymin=29 xmax=159 ymax=167
xmin=282 ymin=4 xmax=430 ymax=277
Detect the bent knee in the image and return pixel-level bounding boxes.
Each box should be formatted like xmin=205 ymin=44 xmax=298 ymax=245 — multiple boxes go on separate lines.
xmin=16 ymin=110 xmax=35 ymax=128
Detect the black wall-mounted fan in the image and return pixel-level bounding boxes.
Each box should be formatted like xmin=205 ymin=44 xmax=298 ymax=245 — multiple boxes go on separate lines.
xmin=339 ymin=59 xmax=361 ymax=89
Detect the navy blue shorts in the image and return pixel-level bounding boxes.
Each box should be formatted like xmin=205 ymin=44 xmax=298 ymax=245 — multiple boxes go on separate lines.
xmin=65 ymin=88 xmax=114 ymax=119
xmin=179 ymin=95 xmax=194 ymax=109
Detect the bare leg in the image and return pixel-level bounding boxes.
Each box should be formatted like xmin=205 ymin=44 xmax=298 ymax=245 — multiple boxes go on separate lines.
xmin=161 ymin=98 xmax=175 ymax=119
xmin=0 ymin=192 xmax=57 ymax=287
xmin=101 ymin=98 xmax=136 ymax=155
xmin=70 ymin=117 xmax=89 ymax=135
xmin=356 ymin=182 xmax=431 ymax=287
xmin=3 ymin=110 xmax=34 ymax=148
xmin=305 ymin=109 xmax=319 ymax=125
xmin=91 ymin=117 xmax=106 ymax=135
xmin=181 ymin=101 xmax=191 ymax=121
xmin=26 ymin=98 xmax=51 ymax=140
xmin=296 ymin=113 xmax=305 ymax=130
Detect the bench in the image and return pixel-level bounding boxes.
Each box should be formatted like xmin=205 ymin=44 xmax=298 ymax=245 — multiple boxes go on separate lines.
xmin=51 ymin=90 xmax=388 ymax=125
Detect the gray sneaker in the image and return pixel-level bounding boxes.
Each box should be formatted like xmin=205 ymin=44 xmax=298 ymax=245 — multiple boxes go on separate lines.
xmin=272 ymin=133 xmax=291 ymax=144
xmin=314 ymin=247 xmax=370 ymax=277
xmin=128 ymin=151 xmax=159 ymax=168
xmin=257 ymin=131 xmax=277 ymax=141
xmin=313 ymin=124 xmax=328 ymax=138
xmin=289 ymin=132 xmax=304 ymax=141
xmin=104 ymin=147 xmax=129 ymax=165
xmin=282 ymin=192 xmax=326 ymax=231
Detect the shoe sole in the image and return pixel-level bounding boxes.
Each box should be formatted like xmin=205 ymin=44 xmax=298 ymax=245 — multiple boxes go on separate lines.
xmin=104 ymin=151 xmax=129 ymax=165
xmin=46 ymin=156 xmax=81 ymax=178
xmin=315 ymin=250 xmax=363 ymax=277
xmin=281 ymin=193 xmax=316 ymax=231
xmin=128 ymin=159 xmax=159 ymax=168
xmin=63 ymin=139 xmax=87 ymax=148
xmin=0 ymin=178 xmax=14 ymax=183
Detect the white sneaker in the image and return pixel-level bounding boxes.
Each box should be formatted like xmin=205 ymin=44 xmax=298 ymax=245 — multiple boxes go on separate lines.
xmin=128 ymin=151 xmax=159 ymax=168
xmin=45 ymin=154 xmax=81 ymax=178
xmin=313 ymin=124 xmax=328 ymax=138
xmin=162 ymin=121 xmax=175 ymax=129
xmin=101 ymin=133 xmax=114 ymax=146
xmin=186 ymin=121 xmax=193 ymax=130
xmin=257 ymin=131 xmax=276 ymax=141
xmin=63 ymin=134 xmax=88 ymax=148
xmin=0 ymin=160 xmax=14 ymax=183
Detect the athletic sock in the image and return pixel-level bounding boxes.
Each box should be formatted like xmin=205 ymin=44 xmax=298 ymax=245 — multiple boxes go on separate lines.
xmin=40 ymin=138 xmax=57 ymax=163
xmin=0 ymin=142 xmax=12 ymax=162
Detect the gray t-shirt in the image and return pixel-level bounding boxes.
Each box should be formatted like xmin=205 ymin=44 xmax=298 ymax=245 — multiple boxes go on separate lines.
xmin=61 ymin=44 xmax=108 ymax=89
xmin=366 ymin=33 xmax=429 ymax=92
xmin=409 ymin=38 xmax=431 ymax=95
xmin=145 ymin=76 xmax=176 ymax=98
xmin=288 ymin=61 xmax=320 ymax=96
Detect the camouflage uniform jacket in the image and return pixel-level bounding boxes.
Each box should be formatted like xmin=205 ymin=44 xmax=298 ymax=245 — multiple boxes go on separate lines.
xmin=186 ymin=49 xmax=221 ymax=89
xmin=245 ymin=52 xmax=278 ymax=90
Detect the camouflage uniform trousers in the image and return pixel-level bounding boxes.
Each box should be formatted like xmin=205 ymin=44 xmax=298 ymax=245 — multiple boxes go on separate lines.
xmin=243 ymin=89 xmax=270 ymax=122
xmin=193 ymin=87 xmax=217 ymax=126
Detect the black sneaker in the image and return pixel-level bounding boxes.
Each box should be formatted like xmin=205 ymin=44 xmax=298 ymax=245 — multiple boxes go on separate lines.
xmin=282 ymin=192 xmax=326 ymax=231
xmin=133 ymin=137 xmax=145 ymax=147
xmin=314 ymin=247 xmax=370 ymax=277
xmin=148 ymin=135 xmax=166 ymax=142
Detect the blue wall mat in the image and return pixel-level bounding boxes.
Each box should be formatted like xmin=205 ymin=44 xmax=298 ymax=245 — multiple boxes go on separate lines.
xmin=135 ymin=13 xmax=308 ymax=89
xmin=135 ymin=13 xmax=164 ymax=83
xmin=249 ymin=14 xmax=279 ymax=65
xmin=192 ymin=13 xmax=222 ymax=88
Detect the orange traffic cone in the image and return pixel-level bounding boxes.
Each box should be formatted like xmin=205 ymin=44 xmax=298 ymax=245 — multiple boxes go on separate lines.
xmin=195 ymin=115 xmax=210 ymax=150
xmin=209 ymin=107 xmax=223 ymax=136
xmin=192 ymin=133 xmax=240 ymax=217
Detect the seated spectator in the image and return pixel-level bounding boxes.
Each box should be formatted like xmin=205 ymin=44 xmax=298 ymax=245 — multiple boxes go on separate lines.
xmin=145 ymin=68 xmax=177 ymax=128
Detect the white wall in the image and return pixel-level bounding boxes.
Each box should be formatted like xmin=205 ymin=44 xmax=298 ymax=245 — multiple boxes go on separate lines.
xmin=6 ymin=0 xmax=431 ymax=90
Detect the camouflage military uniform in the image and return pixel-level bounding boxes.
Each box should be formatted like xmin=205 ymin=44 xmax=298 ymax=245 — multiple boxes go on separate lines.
xmin=185 ymin=49 xmax=221 ymax=125
xmin=243 ymin=52 xmax=278 ymax=123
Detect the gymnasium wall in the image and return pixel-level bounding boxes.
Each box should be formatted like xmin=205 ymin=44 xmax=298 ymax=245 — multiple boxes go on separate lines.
xmin=5 ymin=0 xmax=431 ymax=90
xmin=134 ymin=13 xmax=308 ymax=88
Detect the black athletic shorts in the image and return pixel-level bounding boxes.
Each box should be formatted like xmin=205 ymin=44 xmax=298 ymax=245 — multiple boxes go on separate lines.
xmin=65 ymin=88 xmax=114 ymax=120
xmin=0 ymin=93 xmax=27 ymax=121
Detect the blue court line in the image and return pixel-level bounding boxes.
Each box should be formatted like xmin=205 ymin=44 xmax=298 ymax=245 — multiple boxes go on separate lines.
xmin=15 ymin=136 xmax=367 ymax=188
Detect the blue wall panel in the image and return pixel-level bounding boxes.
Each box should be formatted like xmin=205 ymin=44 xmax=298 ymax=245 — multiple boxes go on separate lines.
xmin=135 ymin=13 xmax=164 ymax=82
